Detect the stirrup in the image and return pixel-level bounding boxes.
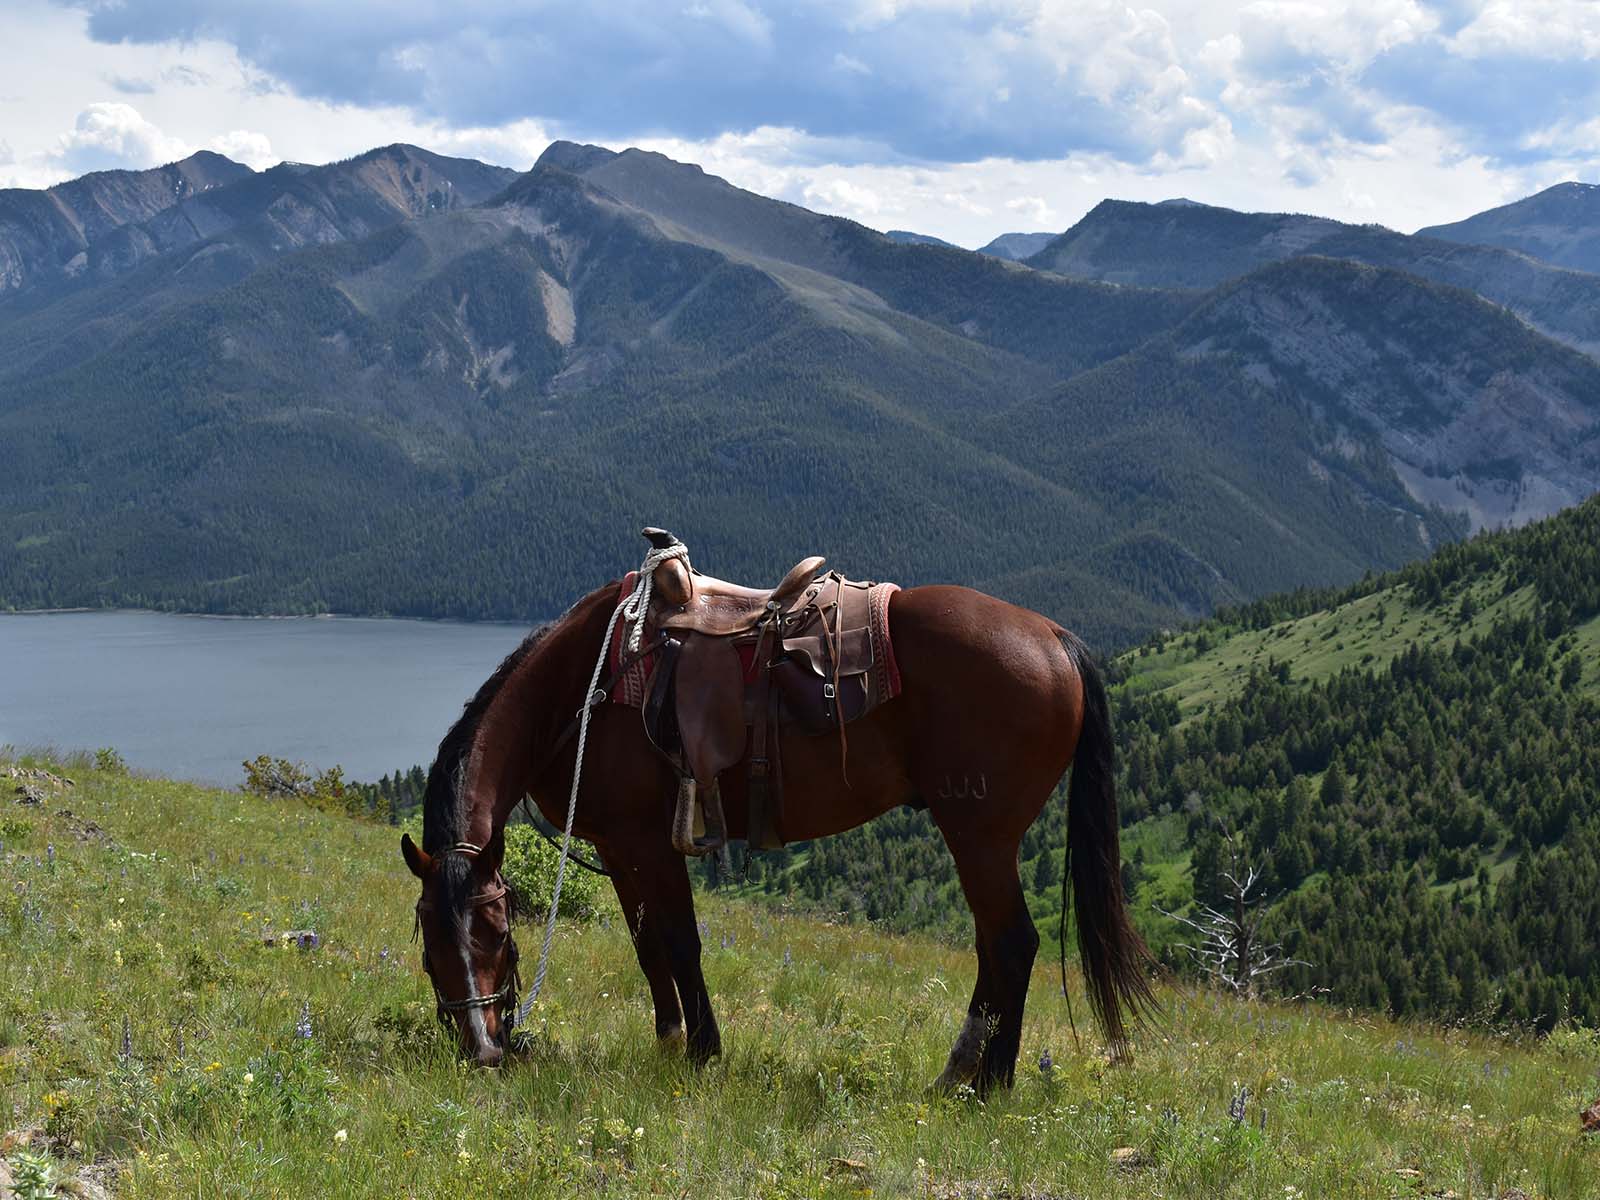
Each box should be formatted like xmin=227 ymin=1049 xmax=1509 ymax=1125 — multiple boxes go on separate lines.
xmin=671 ymin=776 xmax=727 ymax=857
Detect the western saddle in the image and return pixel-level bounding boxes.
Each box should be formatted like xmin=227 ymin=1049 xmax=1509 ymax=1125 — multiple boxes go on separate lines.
xmin=627 ymin=529 xmax=899 ymax=856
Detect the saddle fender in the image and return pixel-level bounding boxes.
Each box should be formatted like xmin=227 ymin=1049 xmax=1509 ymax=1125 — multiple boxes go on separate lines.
xmin=673 ymin=633 xmax=749 ymax=785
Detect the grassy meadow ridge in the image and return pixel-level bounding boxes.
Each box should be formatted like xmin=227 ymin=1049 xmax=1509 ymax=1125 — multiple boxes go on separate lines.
xmin=3 ymin=753 xmax=1598 ymax=1198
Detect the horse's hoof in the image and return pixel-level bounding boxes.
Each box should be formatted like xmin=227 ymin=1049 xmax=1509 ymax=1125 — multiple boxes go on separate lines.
xmin=930 ymin=1013 xmax=986 ymax=1094
xmin=657 ymin=1025 xmax=687 ymax=1054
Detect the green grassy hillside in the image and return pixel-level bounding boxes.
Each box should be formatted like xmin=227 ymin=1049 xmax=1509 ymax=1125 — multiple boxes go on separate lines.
xmin=1123 ymin=560 xmax=1596 ymax=718
xmin=5 ymin=754 xmax=1596 ymax=1198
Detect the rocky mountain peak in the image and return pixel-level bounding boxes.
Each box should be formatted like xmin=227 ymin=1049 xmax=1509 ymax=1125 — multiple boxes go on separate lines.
xmin=534 ymin=141 xmax=621 ymax=174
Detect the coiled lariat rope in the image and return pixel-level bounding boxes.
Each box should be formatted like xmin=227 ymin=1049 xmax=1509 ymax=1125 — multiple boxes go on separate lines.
xmin=514 ymin=537 xmax=690 ymax=1028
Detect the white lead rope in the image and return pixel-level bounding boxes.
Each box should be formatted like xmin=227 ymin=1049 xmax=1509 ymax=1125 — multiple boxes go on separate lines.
xmin=515 ymin=538 xmax=690 ymax=1027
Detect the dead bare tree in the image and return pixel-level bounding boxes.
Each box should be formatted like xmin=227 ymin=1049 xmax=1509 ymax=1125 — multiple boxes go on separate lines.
xmin=1161 ymin=831 xmax=1308 ymax=997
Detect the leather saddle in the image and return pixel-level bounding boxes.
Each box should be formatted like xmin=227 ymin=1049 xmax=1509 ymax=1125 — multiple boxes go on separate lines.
xmin=634 ymin=528 xmax=897 ymax=856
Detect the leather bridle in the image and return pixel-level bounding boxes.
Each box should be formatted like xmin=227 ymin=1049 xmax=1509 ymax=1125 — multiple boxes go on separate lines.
xmin=413 ymin=842 xmax=522 ymax=1041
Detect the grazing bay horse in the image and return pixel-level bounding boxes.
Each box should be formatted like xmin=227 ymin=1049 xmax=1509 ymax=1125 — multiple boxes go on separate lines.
xmin=401 ymin=561 xmax=1154 ymax=1089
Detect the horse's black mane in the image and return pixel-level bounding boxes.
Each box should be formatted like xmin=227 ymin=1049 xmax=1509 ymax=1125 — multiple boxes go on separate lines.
xmin=422 ymin=624 xmax=552 ymax=854
xmin=420 ymin=579 xmax=620 ymax=857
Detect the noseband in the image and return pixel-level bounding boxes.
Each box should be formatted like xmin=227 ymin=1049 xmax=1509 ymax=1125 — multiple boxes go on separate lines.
xmin=414 ymin=841 xmax=522 ymax=1040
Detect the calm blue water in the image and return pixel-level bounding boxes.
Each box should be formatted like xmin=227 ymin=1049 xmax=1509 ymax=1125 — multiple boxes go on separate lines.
xmin=0 ymin=611 xmax=534 ymax=785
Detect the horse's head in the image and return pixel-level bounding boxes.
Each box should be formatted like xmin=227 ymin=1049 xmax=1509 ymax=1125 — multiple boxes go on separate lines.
xmin=401 ymin=832 xmax=519 ymax=1067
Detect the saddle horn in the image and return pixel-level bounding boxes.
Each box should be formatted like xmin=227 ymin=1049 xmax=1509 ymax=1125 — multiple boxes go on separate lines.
xmin=641 ymin=527 xmax=693 ymax=606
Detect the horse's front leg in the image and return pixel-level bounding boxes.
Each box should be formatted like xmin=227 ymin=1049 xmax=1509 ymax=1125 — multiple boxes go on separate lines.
xmin=629 ymin=843 xmax=721 ymax=1064
xmin=604 ymin=843 xmax=686 ymax=1050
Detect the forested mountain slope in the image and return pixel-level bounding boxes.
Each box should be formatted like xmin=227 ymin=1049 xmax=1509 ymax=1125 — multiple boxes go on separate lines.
xmin=3 ymin=146 xmax=1599 ymax=650
xmin=1026 ymin=197 xmax=1600 ymax=360
xmin=1420 ymin=182 xmax=1600 ymax=275
xmin=748 ymin=494 xmax=1600 ymax=1031
xmin=884 ymin=229 xmax=959 ymax=249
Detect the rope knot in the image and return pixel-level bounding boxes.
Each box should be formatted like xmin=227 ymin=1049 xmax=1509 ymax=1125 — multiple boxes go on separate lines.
xmin=621 ymin=539 xmax=690 ymax=653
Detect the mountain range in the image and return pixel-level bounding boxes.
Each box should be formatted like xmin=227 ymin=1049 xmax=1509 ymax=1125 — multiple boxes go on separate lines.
xmin=3 ymin=143 xmax=1598 ymax=649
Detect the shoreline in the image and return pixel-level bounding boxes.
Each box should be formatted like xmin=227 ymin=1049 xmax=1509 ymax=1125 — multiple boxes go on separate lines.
xmin=0 ymin=606 xmax=536 ymax=628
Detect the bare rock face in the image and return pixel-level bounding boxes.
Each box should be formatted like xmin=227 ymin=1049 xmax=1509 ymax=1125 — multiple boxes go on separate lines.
xmin=0 ymin=151 xmax=250 ymax=294
xmin=0 ymin=146 xmax=518 ymax=304
xmin=1177 ymin=258 xmax=1600 ymax=531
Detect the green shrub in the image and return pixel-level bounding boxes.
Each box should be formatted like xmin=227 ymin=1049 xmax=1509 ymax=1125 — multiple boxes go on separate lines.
xmin=5 ymin=1147 xmax=57 ymax=1200
xmin=242 ymin=756 xmax=352 ymax=817
xmin=501 ymin=824 xmax=606 ymax=921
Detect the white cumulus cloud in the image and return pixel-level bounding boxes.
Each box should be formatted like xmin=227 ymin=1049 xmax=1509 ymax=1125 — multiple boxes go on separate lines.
xmin=209 ymin=129 xmax=275 ymax=168
xmin=53 ymin=101 xmax=190 ymax=174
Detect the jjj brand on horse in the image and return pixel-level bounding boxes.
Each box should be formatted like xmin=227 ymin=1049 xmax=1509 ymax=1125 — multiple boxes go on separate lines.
xmin=402 ymin=530 xmax=1155 ymax=1089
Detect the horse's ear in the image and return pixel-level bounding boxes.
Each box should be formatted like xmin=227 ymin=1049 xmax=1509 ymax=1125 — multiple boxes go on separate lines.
xmin=401 ymin=833 xmax=431 ymax=878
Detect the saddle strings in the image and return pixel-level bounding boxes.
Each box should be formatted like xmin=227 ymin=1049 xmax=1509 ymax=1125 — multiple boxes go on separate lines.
xmin=514 ymin=537 xmax=690 ymax=1028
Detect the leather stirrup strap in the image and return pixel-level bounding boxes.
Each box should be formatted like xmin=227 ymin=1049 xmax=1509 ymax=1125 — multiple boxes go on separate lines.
xmin=747 ymin=610 xmax=778 ymax=849
xmin=765 ymin=667 xmax=784 ymax=851
xmin=830 ymin=573 xmax=851 ymax=788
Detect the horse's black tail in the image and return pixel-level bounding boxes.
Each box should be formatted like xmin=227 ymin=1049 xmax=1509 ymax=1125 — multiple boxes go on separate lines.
xmin=1058 ymin=631 xmax=1158 ymax=1054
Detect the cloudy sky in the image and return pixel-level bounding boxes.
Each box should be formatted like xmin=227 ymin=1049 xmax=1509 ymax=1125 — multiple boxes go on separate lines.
xmin=2 ymin=0 xmax=1596 ymax=246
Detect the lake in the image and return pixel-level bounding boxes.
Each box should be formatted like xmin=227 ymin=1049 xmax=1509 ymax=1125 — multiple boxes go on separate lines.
xmin=0 ymin=611 xmax=535 ymax=785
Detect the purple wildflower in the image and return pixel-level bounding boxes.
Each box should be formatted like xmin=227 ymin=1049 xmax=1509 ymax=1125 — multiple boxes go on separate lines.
xmin=121 ymin=1015 xmax=132 ymax=1061
xmin=1229 ymin=1086 xmax=1249 ymax=1125
xmin=296 ymin=930 xmax=320 ymax=952
xmin=1038 ymin=1048 xmax=1053 ymax=1076
xmin=295 ymin=1000 xmax=313 ymax=1040
xmin=783 ymin=946 xmax=792 ymax=968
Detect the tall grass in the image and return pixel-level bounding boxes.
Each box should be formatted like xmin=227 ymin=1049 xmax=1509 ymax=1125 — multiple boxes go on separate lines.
xmin=3 ymin=755 xmax=1596 ymax=1197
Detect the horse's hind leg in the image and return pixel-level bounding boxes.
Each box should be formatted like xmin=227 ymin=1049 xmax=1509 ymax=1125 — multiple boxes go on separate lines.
xmin=937 ymin=836 xmax=1039 ymax=1094
xmin=605 ymin=849 xmax=686 ymax=1048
